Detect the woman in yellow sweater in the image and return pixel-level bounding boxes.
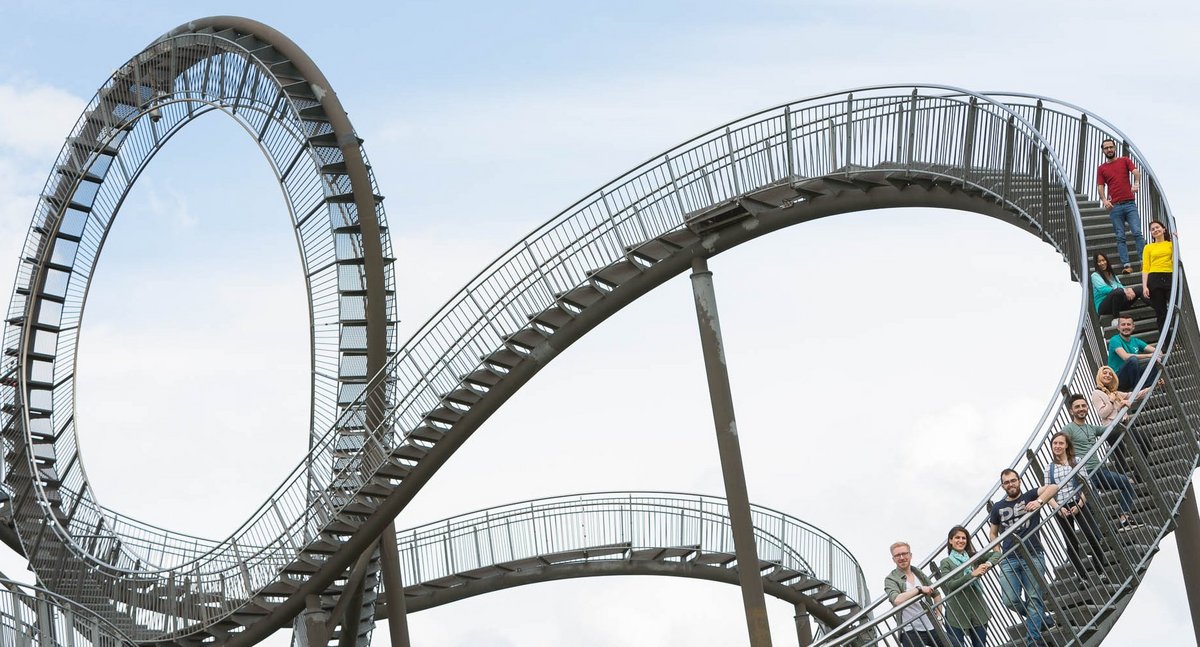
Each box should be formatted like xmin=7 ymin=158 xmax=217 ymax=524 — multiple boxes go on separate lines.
xmin=1141 ymin=219 xmax=1174 ymax=333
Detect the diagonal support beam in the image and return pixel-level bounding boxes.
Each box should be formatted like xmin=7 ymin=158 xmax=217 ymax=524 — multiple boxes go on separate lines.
xmin=689 ymin=256 xmax=772 ymax=647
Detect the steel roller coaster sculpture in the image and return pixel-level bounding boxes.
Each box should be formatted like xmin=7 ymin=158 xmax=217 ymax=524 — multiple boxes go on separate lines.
xmin=2 ymin=15 xmax=1197 ymax=647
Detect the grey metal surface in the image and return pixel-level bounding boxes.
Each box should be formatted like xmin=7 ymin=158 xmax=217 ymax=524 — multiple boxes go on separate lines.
xmin=0 ymin=24 xmax=1194 ymax=645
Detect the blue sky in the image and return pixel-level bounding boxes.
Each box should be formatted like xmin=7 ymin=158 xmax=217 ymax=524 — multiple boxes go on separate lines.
xmin=1 ymin=1 xmax=1198 ymax=645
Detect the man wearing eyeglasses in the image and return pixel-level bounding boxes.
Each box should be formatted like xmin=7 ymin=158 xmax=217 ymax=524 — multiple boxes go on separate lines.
xmin=988 ymin=469 xmax=1059 ymax=647
xmin=1096 ymin=138 xmax=1144 ymax=274
xmin=883 ymin=541 xmax=942 ymax=646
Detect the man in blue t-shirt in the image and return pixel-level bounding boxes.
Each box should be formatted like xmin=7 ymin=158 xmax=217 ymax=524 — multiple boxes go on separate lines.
xmin=988 ymin=469 xmax=1059 ymax=647
xmin=1107 ymin=315 xmax=1157 ymax=390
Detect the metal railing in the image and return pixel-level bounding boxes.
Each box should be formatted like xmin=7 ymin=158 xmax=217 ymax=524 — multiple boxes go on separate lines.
xmin=4 ymin=77 xmax=1194 ymax=645
xmin=0 ymin=576 xmax=133 ymax=646
xmin=394 ymin=491 xmax=868 ymax=615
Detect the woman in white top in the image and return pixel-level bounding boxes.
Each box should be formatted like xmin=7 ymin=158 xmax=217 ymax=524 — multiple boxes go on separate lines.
xmin=1045 ymin=432 xmax=1106 ymax=583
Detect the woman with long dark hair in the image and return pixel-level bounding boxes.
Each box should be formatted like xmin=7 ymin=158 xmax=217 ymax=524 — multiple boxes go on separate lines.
xmin=936 ymin=526 xmax=999 ymax=647
xmin=1045 ymin=432 xmax=1107 ymax=584
xmin=1090 ymin=252 xmax=1143 ymax=324
xmin=1141 ymin=219 xmax=1174 ymax=332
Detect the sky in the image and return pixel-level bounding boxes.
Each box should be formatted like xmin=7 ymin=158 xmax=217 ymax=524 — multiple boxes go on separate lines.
xmin=0 ymin=0 xmax=1198 ymax=645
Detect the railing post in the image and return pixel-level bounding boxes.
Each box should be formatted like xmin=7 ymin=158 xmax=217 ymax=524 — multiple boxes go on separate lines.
xmin=784 ymin=106 xmax=795 ymax=181
xmin=961 ymin=97 xmax=978 ymax=176
xmin=689 ymin=256 xmax=772 ymax=647
xmin=905 ymin=90 xmax=918 ymax=170
xmin=1074 ymin=114 xmax=1090 ymax=195
xmin=1028 ymin=99 xmax=1044 ymax=173
xmin=843 ymin=93 xmax=854 ymax=170
xmin=665 ymin=154 xmax=689 ymax=219
xmin=1003 ymin=115 xmax=1016 ymax=199
xmin=724 ymin=127 xmax=743 ymax=196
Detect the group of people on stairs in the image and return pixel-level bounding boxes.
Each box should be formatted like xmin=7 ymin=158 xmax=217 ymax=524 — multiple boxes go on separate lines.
xmin=880 ymin=139 xmax=1171 ymax=647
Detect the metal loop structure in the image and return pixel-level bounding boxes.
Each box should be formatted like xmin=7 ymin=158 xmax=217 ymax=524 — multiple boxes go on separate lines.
xmin=0 ymin=14 xmax=1195 ymax=647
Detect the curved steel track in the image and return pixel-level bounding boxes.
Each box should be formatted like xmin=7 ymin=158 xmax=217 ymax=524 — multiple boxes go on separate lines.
xmin=1 ymin=15 xmax=1195 ymax=647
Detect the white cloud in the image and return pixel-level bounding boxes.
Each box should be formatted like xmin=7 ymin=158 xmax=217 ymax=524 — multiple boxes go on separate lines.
xmin=0 ymin=81 xmax=84 ymax=159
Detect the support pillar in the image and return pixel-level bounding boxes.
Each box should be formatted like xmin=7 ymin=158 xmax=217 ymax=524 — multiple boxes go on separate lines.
xmin=689 ymin=256 xmax=773 ymax=647
xmin=1176 ymin=483 xmax=1200 ymax=645
xmin=792 ymin=605 xmax=812 ymax=647
xmin=379 ymin=524 xmax=413 ymax=647
xmin=296 ymin=596 xmax=331 ymax=647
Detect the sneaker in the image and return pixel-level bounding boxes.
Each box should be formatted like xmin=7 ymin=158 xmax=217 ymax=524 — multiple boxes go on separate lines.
xmin=1122 ymin=265 xmax=1133 ymax=274
xmin=1042 ymin=615 xmax=1056 ymax=629
xmin=1111 ymin=318 xmax=1119 ymax=327
xmin=1118 ymin=517 xmax=1144 ymax=532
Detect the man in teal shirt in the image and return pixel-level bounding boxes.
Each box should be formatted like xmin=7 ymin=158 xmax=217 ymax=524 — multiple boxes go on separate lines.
xmin=1062 ymin=394 xmax=1142 ymax=531
xmin=1106 ymin=315 xmax=1157 ymax=390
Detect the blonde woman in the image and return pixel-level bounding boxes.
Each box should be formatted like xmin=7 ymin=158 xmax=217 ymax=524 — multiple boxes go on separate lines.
xmin=1092 ymin=365 xmax=1153 ymax=466
xmin=1091 ymin=366 xmax=1151 ymax=426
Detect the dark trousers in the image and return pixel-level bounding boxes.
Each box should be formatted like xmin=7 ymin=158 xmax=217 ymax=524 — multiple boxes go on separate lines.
xmin=1054 ymin=502 xmax=1106 ymax=580
xmin=1116 ymin=357 xmax=1157 ymax=391
xmin=1147 ymin=272 xmax=1172 ymax=334
xmin=946 ymin=624 xmax=987 ymax=647
xmin=1097 ymin=285 xmax=1145 ymax=317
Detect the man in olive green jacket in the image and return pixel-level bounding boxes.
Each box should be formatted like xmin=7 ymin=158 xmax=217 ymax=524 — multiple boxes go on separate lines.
xmin=883 ymin=541 xmax=942 ymax=646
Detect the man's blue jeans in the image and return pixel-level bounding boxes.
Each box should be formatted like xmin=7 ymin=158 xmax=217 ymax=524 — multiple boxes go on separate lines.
xmin=998 ymin=552 xmax=1047 ymax=645
xmin=1091 ymin=466 xmax=1135 ymax=514
xmin=1109 ymin=200 xmax=1145 ymax=266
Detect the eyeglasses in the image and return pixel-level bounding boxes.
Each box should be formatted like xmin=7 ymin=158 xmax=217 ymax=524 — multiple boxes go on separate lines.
xmin=892 ymin=552 xmax=911 ymax=559
xmin=1001 ymin=479 xmax=1020 ymax=486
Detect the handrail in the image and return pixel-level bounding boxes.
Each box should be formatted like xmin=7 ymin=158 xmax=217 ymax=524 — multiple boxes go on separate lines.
xmin=394 ymin=491 xmax=869 ymax=607
xmin=0 ymin=576 xmax=135 ymax=646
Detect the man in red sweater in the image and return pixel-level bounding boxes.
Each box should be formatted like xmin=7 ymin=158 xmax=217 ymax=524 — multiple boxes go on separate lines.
xmin=1096 ymin=139 xmax=1144 ymax=274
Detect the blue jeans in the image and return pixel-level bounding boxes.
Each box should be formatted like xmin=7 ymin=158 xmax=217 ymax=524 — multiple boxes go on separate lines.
xmin=1115 ymin=356 xmax=1157 ymax=392
xmin=998 ymin=552 xmax=1047 ymax=645
xmin=1109 ymin=201 xmax=1145 ymax=266
xmin=1091 ymin=466 xmax=1135 ymax=514
xmin=946 ymin=624 xmax=987 ymax=647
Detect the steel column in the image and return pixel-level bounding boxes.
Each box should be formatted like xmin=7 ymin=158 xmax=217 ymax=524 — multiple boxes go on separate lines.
xmin=298 ymin=596 xmax=330 ymax=647
xmin=1176 ymin=483 xmax=1200 ymax=645
xmin=689 ymin=256 xmax=773 ymax=647
xmin=792 ymin=605 xmax=812 ymax=647
xmin=379 ymin=527 xmax=413 ymax=647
